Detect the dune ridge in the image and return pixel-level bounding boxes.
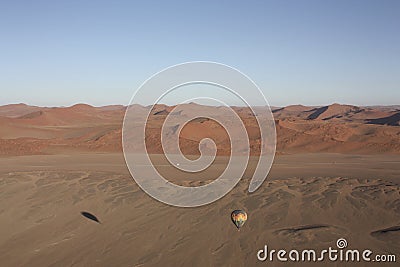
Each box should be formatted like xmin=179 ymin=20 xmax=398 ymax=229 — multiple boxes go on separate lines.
xmin=0 ymin=103 xmax=399 ymax=156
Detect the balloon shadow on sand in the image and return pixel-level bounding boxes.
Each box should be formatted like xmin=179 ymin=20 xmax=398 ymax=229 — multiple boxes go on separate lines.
xmin=81 ymin=211 xmax=101 ymax=224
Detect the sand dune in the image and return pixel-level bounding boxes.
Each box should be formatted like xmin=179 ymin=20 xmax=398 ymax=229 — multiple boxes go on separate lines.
xmin=367 ymin=112 xmax=400 ymax=126
xmin=0 ymin=103 xmax=43 ymax=118
xmin=0 ymin=154 xmax=399 ymax=266
xmin=307 ymin=104 xmax=361 ymax=120
xmin=0 ymin=101 xmax=399 ymax=266
xmin=0 ymin=103 xmax=399 ymax=156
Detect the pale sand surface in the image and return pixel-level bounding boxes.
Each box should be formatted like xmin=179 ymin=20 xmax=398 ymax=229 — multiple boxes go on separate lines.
xmin=0 ymin=153 xmax=399 ymax=266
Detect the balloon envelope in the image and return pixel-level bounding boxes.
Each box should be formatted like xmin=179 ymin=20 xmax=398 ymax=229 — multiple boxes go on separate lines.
xmin=231 ymin=210 xmax=247 ymax=229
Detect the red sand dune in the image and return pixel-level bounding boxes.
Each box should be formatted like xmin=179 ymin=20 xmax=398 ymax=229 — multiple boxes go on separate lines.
xmin=0 ymin=103 xmax=399 ymax=156
xmin=0 ymin=103 xmax=43 ymax=118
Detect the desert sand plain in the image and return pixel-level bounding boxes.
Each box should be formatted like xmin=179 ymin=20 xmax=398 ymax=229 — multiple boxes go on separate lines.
xmin=0 ymin=103 xmax=399 ymax=266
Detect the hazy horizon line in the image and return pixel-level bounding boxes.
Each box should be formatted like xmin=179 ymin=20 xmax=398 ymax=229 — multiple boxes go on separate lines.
xmin=1 ymin=102 xmax=399 ymax=109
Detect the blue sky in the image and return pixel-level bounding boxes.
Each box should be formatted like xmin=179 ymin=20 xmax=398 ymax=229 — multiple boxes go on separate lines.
xmin=1 ymin=0 xmax=399 ymax=106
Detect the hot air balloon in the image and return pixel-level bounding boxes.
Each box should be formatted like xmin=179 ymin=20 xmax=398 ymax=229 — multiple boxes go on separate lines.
xmin=231 ymin=210 xmax=247 ymax=230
